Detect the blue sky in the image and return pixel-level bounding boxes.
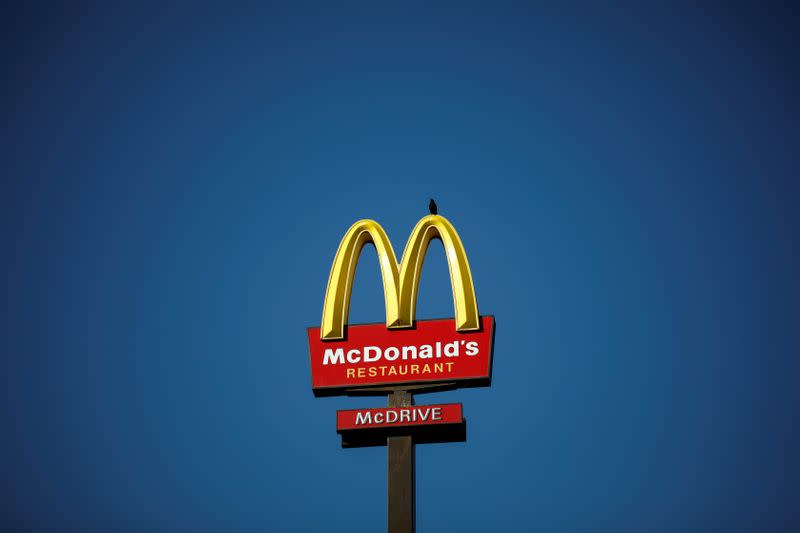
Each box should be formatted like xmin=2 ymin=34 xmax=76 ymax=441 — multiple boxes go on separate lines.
xmin=1 ymin=3 xmax=798 ymax=532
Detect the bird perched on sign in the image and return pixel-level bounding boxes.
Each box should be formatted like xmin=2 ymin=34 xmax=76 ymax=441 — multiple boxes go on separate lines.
xmin=428 ymin=198 xmax=438 ymax=215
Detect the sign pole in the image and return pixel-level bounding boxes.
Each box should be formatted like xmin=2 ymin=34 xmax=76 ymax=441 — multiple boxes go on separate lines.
xmin=387 ymin=390 xmax=415 ymax=533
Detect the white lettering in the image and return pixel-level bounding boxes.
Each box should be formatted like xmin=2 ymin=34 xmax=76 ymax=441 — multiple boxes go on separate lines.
xmin=444 ymin=341 xmax=458 ymax=357
xmin=363 ymin=346 xmax=381 ymax=362
xmin=355 ymin=412 xmax=372 ymax=425
xmin=323 ymin=348 xmax=344 ymax=365
xmin=321 ymin=341 xmax=482 ymax=364
xmin=346 ymin=349 xmax=361 ymax=363
xmin=402 ymin=345 xmax=417 ymax=360
xmin=384 ymin=347 xmax=400 ymax=361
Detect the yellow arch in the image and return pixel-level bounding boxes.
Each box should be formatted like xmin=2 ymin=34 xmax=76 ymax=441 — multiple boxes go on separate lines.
xmin=320 ymin=215 xmax=479 ymax=340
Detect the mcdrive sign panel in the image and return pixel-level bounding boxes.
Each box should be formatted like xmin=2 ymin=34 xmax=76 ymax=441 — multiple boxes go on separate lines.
xmin=308 ymin=316 xmax=494 ymax=395
xmin=337 ymin=403 xmax=463 ymax=431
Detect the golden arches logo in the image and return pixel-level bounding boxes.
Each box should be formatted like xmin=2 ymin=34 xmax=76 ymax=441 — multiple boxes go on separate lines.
xmin=320 ymin=215 xmax=480 ymax=340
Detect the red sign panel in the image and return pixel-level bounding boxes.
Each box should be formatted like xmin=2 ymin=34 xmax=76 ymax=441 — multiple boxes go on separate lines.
xmin=337 ymin=403 xmax=463 ymax=432
xmin=307 ymin=316 xmax=494 ymax=395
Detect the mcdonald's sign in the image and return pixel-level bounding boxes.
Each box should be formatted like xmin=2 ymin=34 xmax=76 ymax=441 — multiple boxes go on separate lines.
xmin=307 ymin=214 xmax=495 ymax=396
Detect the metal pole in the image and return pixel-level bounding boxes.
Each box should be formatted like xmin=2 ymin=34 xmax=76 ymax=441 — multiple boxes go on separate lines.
xmin=387 ymin=390 xmax=415 ymax=533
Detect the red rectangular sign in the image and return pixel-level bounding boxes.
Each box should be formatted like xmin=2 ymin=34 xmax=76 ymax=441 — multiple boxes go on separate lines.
xmin=307 ymin=316 xmax=494 ymax=395
xmin=337 ymin=403 xmax=463 ymax=432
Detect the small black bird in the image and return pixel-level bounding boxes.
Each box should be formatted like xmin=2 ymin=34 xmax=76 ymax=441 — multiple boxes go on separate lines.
xmin=428 ymin=198 xmax=438 ymax=215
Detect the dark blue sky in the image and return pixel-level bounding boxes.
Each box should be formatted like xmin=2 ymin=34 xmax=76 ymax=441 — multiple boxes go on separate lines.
xmin=2 ymin=3 xmax=798 ymax=532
